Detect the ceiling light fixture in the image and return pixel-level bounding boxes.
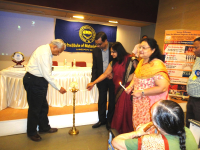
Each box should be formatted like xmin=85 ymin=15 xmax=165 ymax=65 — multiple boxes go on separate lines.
xmin=109 ymin=20 xmax=118 ymax=24
xmin=73 ymin=16 xmax=84 ymax=19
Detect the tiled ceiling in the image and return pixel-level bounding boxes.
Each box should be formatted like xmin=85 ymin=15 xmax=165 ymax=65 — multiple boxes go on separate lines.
xmin=0 ymin=0 xmax=159 ymax=27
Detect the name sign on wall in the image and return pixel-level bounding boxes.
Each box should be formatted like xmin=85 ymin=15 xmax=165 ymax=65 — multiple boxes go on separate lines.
xmin=55 ymin=19 xmax=117 ymax=52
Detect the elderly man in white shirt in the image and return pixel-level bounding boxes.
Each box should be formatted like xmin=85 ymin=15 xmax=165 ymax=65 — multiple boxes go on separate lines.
xmin=23 ymin=39 xmax=67 ymax=142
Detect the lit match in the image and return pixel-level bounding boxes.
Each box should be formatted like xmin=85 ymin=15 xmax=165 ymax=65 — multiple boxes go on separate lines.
xmin=119 ymin=82 xmax=126 ymax=90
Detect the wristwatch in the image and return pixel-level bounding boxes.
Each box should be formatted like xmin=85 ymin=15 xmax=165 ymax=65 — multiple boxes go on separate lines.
xmin=142 ymin=90 xmax=145 ymax=96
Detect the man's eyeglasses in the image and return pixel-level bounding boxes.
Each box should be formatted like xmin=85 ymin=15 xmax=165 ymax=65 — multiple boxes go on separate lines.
xmin=95 ymin=41 xmax=104 ymax=46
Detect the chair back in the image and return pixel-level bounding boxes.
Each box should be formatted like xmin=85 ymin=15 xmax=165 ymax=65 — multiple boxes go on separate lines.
xmin=52 ymin=61 xmax=58 ymax=66
xmin=189 ymin=119 xmax=200 ymax=148
xmin=108 ymin=129 xmax=119 ymax=150
xmin=72 ymin=61 xmax=86 ymax=67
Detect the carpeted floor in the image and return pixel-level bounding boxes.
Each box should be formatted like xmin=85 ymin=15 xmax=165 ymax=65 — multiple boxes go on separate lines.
xmin=0 ymin=100 xmax=186 ymax=121
xmin=0 ymin=103 xmax=98 ymax=121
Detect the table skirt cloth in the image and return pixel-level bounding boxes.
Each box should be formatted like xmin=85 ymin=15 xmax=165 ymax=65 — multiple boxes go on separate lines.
xmin=0 ymin=66 xmax=99 ymax=110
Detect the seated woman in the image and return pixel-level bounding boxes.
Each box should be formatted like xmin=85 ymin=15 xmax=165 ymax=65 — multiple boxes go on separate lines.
xmin=112 ymin=100 xmax=198 ymax=150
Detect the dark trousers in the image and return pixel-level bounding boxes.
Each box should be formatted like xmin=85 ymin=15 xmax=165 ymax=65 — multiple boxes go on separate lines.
xmin=186 ymin=96 xmax=200 ymax=127
xmin=23 ymin=72 xmax=51 ymax=136
xmin=97 ymin=78 xmax=115 ymax=124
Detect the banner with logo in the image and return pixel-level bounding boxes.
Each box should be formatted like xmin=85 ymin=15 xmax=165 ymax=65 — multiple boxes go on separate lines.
xmin=163 ymin=30 xmax=200 ymax=100
xmin=55 ymin=19 xmax=117 ymax=52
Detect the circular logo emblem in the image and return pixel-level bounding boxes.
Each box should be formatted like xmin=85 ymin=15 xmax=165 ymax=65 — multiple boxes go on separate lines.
xmin=79 ymin=25 xmax=96 ymax=43
xmin=11 ymin=52 xmax=25 ymax=66
xmin=12 ymin=52 xmax=24 ymax=62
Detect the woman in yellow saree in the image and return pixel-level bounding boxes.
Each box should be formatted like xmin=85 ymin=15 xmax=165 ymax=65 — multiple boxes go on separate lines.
xmin=126 ymin=38 xmax=170 ymax=129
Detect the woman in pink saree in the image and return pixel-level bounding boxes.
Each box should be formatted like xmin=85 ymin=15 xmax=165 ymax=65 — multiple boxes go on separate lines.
xmin=87 ymin=42 xmax=136 ymax=133
xmin=126 ymin=38 xmax=170 ymax=130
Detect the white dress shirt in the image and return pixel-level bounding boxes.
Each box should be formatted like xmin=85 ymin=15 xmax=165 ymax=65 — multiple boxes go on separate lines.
xmin=26 ymin=44 xmax=61 ymax=91
xmin=132 ymin=44 xmax=140 ymax=57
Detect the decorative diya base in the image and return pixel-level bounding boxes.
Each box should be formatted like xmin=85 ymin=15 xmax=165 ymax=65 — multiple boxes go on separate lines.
xmin=68 ymin=127 xmax=79 ymax=135
xmin=13 ymin=65 xmax=24 ymax=68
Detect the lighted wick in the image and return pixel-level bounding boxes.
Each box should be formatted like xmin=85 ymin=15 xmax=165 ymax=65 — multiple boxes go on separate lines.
xmin=119 ymin=82 xmax=126 ymax=90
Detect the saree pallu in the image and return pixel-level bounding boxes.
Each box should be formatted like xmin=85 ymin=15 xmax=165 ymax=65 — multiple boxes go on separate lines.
xmin=133 ymin=59 xmax=170 ymax=129
xmin=111 ymin=55 xmax=134 ymax=134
